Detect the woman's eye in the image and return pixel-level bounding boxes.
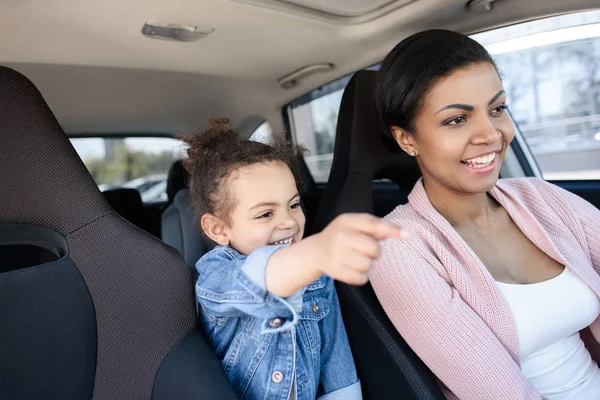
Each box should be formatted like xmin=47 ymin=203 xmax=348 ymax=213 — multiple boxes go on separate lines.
xmin=290 ymin=202 xmax=300 ymax=210
xmin=490 ymin=104 xmax=508 ymax=116
xmin=257 ymin=211 xmax=273 ymax=219
xmin=444 ymin=116 xmax=467 ymax=126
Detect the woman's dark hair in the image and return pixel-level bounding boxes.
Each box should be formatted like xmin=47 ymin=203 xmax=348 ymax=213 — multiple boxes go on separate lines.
xmin=374 ymin=29 xmax=497 ymax=142
xmin=183 ymin=117 xmax=304 ymax=224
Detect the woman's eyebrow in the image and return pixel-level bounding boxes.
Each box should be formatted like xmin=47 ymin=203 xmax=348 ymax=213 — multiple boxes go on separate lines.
xmin=435 ymin=90 xmax=506 ymax=114
xmin=435 ymin=104 xmax=474 ymax=114
xmin=488 ymin=90 xmax=506 ymax=105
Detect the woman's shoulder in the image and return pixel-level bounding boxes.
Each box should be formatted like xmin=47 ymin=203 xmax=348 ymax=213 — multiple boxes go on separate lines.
xmin=495 ymin=177 xmax=573 ymax=209
xmin=382 ymin=201 xmax=422 ymax=225
xmin=377 ymin=203 xmax=443 ymax=264
xmin=496 ymin=176 xmax=555 ymax=192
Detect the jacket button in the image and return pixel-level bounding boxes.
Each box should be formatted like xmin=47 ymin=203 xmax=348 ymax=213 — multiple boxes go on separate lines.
xmin=312 ymin=303 xmax=320 ymax=314
xmin=271 ymin=371 xmax=283 ymax=383
xmin=269 ymin=318 xmax=283 ymax=328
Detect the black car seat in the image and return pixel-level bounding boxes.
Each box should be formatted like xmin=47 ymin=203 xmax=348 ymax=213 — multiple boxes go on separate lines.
xmin=102 ymin=187 xmax=145 ymax=229
xmin=166 ymin=160 xmax=189 ymax=205
xmin=162 ymin=189 xmax=213 ymax=273
xmin=0 ymin=66 xmax=235 ymax=400
xmin=161 ymin=160 xmax=212 ymax=273
xmin=313 ymin=70 xmax=446 ymax=399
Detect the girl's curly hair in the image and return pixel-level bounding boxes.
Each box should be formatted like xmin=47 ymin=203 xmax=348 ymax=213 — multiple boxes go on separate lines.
xmin=182 ymin=117 xmax=305 ymax=225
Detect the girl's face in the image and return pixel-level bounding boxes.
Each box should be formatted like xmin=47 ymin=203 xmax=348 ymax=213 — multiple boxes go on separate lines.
xmin=204 ymin=161 xmax=305 ymax=255
xmin=392 ymin=62 xmax=515 ymax=195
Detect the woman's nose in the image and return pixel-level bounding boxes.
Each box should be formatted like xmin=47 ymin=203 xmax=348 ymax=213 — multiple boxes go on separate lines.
xmin=472 ymin=115 xmax=500 ymax=145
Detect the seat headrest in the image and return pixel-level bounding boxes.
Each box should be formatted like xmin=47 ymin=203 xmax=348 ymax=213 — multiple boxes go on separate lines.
xmin=166 ymin=160 xmax=189 ymax=203
xmin=103 ymin=188 xmax=143 ymax=216
xmin=332 ymin=70 xmax=421 ymax=189
xmin=0 ymin=66 xmax=110 ymax=235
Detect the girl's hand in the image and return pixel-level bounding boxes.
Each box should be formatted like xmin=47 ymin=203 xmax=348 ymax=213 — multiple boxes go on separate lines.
xmin=310 ymin=213 xmax=408 ymax=285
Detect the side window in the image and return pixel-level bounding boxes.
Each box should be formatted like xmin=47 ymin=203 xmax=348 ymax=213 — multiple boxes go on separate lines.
xmin=472 ymin=10 xmax=600 ymax=180
xmin=287 ymin=75 xmax=353 ymax=183
xmin=249 ymin=121 xmax=273 ymax=144
xmin=70 ymin=137 xmax=187 ymax=203
xmin=289 ymin=11 xmax=600 ymax=183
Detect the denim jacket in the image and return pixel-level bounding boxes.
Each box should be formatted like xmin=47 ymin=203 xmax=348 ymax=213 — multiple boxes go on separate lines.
xmin=196 ymin=245 xmax=361 ymax=400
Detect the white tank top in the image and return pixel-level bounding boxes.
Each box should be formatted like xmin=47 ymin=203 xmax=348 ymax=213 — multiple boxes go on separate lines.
xmin=497 ymin=268 xmax=600 ymax=399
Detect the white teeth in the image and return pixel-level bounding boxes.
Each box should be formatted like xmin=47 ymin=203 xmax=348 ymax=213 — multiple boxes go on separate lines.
xmin=464 ymin=152 xmax=496 ymax=167
xmin=269 ymin=236 xmax=294 ymax=245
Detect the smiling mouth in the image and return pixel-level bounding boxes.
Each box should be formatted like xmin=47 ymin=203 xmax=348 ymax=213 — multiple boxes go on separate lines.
xmin=268 ymin=236 xmax=296 ymax=246
xmin=460 ymin=152 xmax=497 ymax=168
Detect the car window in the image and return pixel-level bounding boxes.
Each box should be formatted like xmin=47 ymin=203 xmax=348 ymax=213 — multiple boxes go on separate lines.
xmin=249 ymin=121 xmax=273 ymax=144
xmin=288 ymin=11 xmax=600 ymax=184
xmin=70 ymin=137 xmax=187 ymax=203
xmin=286 ymin=73 xmax=360 ymax=183
xmin=472 ymin=10 xmax=600 ymax=181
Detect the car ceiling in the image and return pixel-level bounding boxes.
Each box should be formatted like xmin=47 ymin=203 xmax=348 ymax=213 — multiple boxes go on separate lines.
xmin=1 ymin=0 xmax=598 ymax=137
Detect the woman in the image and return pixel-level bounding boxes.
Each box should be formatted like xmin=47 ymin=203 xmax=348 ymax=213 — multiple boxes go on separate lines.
xmin=369 ymin=29 xmax=600 ymax=399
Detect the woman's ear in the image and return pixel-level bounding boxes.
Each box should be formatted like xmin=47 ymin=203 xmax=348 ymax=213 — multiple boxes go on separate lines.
xmin=200 ymin=213 xmax=229 ymax=246
xmin=390 ymin=126 xmax=418 ymax=157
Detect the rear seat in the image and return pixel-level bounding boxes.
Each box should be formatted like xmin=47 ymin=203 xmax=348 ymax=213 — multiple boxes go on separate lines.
xmin=102 ymin=188 xmax=145 ymax=229
xmin=161 ymin=160 xmax=213 ymax=274
xmin=166 ymin=160 xmax=189 ymax=205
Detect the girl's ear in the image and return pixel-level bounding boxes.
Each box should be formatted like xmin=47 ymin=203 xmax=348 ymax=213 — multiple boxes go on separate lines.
xmin=200 ymin=213 xmax=229 ymax=246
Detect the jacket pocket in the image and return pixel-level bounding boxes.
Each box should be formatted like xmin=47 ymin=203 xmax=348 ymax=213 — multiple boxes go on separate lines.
xmin=298 ymin=282 xmax=331 ymax=353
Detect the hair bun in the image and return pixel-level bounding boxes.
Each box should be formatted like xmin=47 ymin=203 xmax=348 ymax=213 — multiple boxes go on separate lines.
xmin=207 ymin=117 xmax=231 ymax=130
xmin=183 ymin=117 xmax=240 ymax=170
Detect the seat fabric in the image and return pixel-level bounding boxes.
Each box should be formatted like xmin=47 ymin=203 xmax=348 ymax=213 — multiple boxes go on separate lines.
xmin=103 ymin=187 xmax=145 ymax=227
xmin=0 ymin=65 xmax=234 ymax=400
xmin=162 ymin=188 xmax=214 ymax=273
xmin=166 ymin=160 xmax=189 ymax=204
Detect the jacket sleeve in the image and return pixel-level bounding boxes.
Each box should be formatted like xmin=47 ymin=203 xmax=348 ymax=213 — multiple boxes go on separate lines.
xmin=195 ymin=246 xmax=302 ymax=334
xmin=368 ymin=238 xmax=544 ymax=400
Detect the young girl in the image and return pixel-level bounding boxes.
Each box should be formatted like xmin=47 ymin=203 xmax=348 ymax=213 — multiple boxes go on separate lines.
xmin=184 ymin=118 xmax=405 ymax=400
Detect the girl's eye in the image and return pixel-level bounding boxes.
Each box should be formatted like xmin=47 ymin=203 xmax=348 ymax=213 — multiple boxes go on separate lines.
xmin=444 ymin=115 xmax=467 ymax=126
xmin=257 ymin=211 xmax=273 ymax=219
xmin=490 ymin=104 xmax=508 ymax=116
xmin=290 ymin=202 xmax=301 ymax=210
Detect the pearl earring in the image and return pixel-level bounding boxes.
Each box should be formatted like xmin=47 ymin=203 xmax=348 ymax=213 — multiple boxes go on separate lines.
xmin=410 ymin=151 xmax=416 ymax=157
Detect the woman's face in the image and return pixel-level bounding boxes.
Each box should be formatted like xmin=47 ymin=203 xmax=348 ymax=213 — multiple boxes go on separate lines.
xmin=392 ymin=62 xmax=514 ymax=195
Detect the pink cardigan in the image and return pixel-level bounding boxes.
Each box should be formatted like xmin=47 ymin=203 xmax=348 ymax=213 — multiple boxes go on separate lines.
xmin=369 ymin=178 xmax=600 ymax=400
